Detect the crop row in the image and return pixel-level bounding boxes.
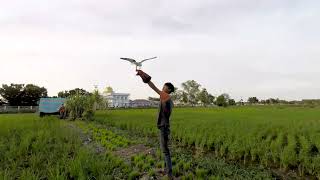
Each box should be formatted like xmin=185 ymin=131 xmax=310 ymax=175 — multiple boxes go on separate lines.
xmin=0 ymin=115 xmax=130 ymax=179
xmin=95 ymin=107 xmax=320 ymax=177
xmin=76 ymin=121 xmax=131 ymax=151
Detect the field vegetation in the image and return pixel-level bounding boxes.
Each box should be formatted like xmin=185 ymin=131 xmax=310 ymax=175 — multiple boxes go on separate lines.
xmin=96 ymin=106 xmax=320 ymax=178
xmin=1 ymin=106 xmax=320 ymax=179
xmin=0 ymin=114 xmax=129 ymax=179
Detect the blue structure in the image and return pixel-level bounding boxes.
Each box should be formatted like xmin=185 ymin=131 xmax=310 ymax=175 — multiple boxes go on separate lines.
xmin=39 ymin=98 xmax=66 ymax=116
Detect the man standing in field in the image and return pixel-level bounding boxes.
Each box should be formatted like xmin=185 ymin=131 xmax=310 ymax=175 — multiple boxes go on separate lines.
xmin=136 ymin=70 xmax=175 ymax=179
xmin=58 ymin=104 xmax=66 ymax=119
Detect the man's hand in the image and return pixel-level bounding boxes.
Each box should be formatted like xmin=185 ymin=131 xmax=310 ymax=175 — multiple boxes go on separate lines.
xmin=136 ymin=70 xmax=161 ymax=95
xmin=136 ymin=70 xmax=152 ymax=83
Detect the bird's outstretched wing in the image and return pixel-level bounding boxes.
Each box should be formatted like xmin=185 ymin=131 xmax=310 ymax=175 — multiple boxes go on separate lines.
xmin=140 ymin=57 xmax=157 ymax=63
xmin=120 ymin=58 xmax=137 ymax=63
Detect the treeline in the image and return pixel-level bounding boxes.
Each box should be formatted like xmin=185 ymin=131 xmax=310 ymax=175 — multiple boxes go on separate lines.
xmin=57 ymin=88 xmax=91 ymax=98
xmin=168 ymin=80 xmax=320 ymax=107
xmin=247 ymin=97 xmax=320 ymax=106
xmin=247 ymin=97 xmax=287 ymax=104
xmin=0 ymin=84 xmax=47 ymax=106
xmin=1 ymin=82 xmax=319 ymax=108
xmin=171 ymin=80 xmax=236 ymax=107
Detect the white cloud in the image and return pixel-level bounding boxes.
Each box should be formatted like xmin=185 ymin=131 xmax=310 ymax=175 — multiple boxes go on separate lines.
xmin=0 ymin=0 xmax=319 ymax=100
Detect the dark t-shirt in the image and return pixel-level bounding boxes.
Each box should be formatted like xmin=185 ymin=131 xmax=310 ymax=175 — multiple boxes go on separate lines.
xmin=157 ymin=91 xmax=173 ymax=128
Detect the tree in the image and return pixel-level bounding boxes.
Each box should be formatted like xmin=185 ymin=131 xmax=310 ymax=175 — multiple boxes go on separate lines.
xmin=0 ymin=84 xmax=47 ymax=106
xmin=21 ymin=84 xmax=48 ymax=106
xmin=265 ymin=99 xmax=271 ymax=104
xmin=198 ymin=88 xmax=210 ymax=106
xmin=222 ymin=93 xmax=230 ymax=101
xmin=58 ymin=91 xmax=69 ymax=98
xmin=265 ymin=98 xmax=279 ymax=104
xmin=248 ymin=97 xmax=259 ymax=104
xmin=170 ymin=87 xmax=180 ymax=102
xmin=271 ymin=98 xmax=280 ymax=104
xmin=181 ymin=91 xmax=188 ymax=104
xmin=216 ymin=94 xmax=228 ymax=107
xmin=181 ymin=80 xmax=201 ymax=106
xmin=228 ymin=99 xmax=236 ymax=106
xmin=0 ymin=84 xmax=24 ymax=106
xmin=58 ymin=88 xmax=90 ymax=98
xmin=94 ymin=89 xmax=106 ymax=110
xmin=208 ymin=94 xmax=215 ymax=105
xmin=171 ymin=89 xmax=189 ymax=104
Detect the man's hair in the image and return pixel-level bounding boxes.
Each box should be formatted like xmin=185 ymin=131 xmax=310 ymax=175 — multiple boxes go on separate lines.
xmin=164 ymin=82 xmax=175 ymax=94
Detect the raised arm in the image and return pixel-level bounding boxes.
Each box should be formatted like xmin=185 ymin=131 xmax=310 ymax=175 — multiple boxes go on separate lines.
xmin=147 ymin=81 xmax=161 ymax=95
xmin=136 ymin=70 xmax=161 ymax=95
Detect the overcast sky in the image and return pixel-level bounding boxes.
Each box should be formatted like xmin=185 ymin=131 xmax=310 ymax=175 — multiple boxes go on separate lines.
xmin=0 ymin=0 xmax=319 ymax=100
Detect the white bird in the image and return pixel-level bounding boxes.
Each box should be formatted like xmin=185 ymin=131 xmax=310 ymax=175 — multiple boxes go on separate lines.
xmin=120 ymin=57 xmax=157 ymax=70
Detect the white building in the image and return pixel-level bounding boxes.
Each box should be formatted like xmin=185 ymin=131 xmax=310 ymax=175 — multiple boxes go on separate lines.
xmin=104 ymin=92 xmax=130 ymax=108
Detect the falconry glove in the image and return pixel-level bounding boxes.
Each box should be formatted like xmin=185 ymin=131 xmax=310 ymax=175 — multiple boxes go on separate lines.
xmin=136 ymin=70 xmax=152 ymax=83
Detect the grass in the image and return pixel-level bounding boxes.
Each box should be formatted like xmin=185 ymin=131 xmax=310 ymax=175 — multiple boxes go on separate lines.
xmin=73 ymin=108 xmax=273 ymax=179
xmin=2 ymin=106 xmax=320 ymax=179
xmin=76 ymin=121 xmax=131 ymax=151
xmin=0 ymin=114 xmax=130 ymax=179
xmin=95 ymin=106 xmax=320 ymax=177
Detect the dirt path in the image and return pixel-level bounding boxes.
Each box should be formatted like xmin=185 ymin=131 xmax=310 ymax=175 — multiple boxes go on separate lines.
xmin=114 ymin=144 xmax=155 ymax=161
xmin=67 ymin=121 xmax=288 ymax=180
xmin=67 ymin=122 xmax=173 ymax=179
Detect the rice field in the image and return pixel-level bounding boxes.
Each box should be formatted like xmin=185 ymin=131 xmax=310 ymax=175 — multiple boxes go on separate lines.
xmin=1 ymin=106 xmax=320 ymax=179
xmin=96 ymin=106 xmax=320 ymax=178
xmin=0 ymin=114 xmax=130 ymax=179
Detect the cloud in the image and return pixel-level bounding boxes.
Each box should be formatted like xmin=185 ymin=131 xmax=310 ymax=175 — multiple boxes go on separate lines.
xmin=0 ymin=0 xmax=319 ymax=100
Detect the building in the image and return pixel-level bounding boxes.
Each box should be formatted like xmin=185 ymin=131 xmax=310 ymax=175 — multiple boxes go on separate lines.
xmin=130 ymin=99 xmax=159 ymax=107
xmin=104 ymin=91 xmax=130 ymax=108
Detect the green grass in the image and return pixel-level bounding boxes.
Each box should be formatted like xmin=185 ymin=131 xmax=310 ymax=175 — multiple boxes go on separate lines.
xmin=95 ymin=106 xmax=320 ymax=177
xmin=0 ymin=114 xmax=130 ymax=179
xmin=2 ymin=106 xmax=320 ymax=179
xmin=76 ymin=112 xmax=274 ymax=179
xmin=76 ymin=121 xmax=131 ymax=151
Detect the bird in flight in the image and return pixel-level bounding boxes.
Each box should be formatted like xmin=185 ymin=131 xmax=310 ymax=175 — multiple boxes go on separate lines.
xmin=120 ymin=57 xmax=157 ymax=70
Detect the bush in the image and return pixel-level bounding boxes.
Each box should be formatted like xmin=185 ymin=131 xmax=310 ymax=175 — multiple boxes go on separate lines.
xmin=65 ymin=90 xmax=104 ymax=121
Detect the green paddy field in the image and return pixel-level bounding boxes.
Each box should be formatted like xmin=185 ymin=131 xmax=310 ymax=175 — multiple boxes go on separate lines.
xmin=1 ymin=106 xmax=320 ymax=179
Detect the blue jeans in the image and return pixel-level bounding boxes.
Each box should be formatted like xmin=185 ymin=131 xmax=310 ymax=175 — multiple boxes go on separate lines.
xmin=160 ymin=127 xmax=172 ymax=176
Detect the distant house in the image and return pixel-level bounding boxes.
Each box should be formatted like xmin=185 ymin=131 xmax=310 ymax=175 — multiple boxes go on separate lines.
xmin=104 ymin=91 xmax=130 ymax=108
xmin=130 ymin=99 xmax=157 ymax=107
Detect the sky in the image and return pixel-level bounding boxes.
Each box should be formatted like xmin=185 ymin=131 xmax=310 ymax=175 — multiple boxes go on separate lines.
xmin=0 ymin=0 xmax=319 ymax=101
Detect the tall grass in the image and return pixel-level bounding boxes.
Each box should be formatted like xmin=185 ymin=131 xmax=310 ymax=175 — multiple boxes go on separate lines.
xmin=0 ymin=114 xmax=129 ymax=179
xmin=95 ymin=106 xmax=320 ymax=177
